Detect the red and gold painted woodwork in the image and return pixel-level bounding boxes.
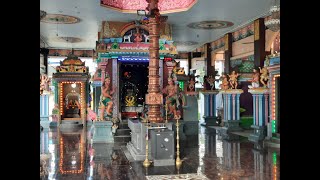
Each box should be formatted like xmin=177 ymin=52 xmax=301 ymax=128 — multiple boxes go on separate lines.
xmin=101 ymin=21 xmax=172 ymax=40
xmin=100 ymin=0 xmax=197 ymax=14
xmin=48 ymin=49 xmax=94 ymax=57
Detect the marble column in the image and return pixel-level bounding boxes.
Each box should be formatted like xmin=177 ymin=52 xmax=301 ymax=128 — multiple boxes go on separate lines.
xmin=248 ymin=88 xmax=269 ymax=142
xmin=201 ymin=90 xmax=219 ymax=126
xmin=221 ymin=89 xmax=243 ymax=133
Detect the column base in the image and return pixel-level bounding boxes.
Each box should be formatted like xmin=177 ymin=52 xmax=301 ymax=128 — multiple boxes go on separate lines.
xmin=248 ymin=125 xmax=267 ymax=143
xmin=153 ymin=159 xmax=175 ymax=166
xmin=222 ymin=120 xmax=243 ymax=132
xmin=92 ymin=121 xmax=114 ymax=143
xmin=126 ymin=141 xmax=150 ymax=161
xmin=49 ymin=122 xmax=58 ymax=127
xmin=220 ymin=131 xmax=241 ymax=141
xmin=203 ymin=116 xmax=219 ymax=126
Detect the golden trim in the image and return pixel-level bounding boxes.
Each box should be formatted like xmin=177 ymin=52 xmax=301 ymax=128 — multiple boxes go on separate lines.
xmin=220 ymin=89 xmax=244 ymax=94
xmin=120 ymin=24 xmax=149 ymax=37
xmin=224 ymin=35 xmax=229 ymax=51
xmin=254 ymin=20 xmax=259 ymax=40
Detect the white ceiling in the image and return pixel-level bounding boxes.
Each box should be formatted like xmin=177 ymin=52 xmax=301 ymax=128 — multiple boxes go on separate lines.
xmin=40 ymin=0 xmax=275 ymax=52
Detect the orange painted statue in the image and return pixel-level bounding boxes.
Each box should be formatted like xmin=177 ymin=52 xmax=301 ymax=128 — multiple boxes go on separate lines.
xmin=228 ymin=71 xmax=240 ymax=89
xmin=248 ymin=69 xmax=260 ymax=89
xmin=220 ymin=74 xmax=229 ymax=90
xmin=133 ymin=28 xmax=143 ymax=42
xmin=162 ymin=78 xmax=179 ymax=119
xmin=259 ymin=66 xmax=269 ymax=87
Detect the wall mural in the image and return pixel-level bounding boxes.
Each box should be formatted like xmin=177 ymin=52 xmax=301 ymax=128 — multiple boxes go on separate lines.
xmin=230 ymin=55 xmax=254 ymax=73
xmin=211 ymin=37 xmax=225 ymax=51
xmin=232 ymin=23 xmax=254 ymax=42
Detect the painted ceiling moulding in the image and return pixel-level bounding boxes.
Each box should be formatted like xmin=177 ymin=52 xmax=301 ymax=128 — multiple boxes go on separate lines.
xmin=100 ymin=21 xmax=172 ymax=40
xmin=48 ymin=49 xmax=94 ymax=57
xmin=56 ymin=37 xmax=82 ymax=43
xmin=100 ymin=0 xmax=198 ymax=14
xmin=41 ymin=14 xmax=81 ymax=24
xmin=209 ymin=15 xmax=272 ymax=53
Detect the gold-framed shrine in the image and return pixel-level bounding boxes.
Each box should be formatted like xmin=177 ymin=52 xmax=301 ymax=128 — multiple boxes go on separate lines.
xmin=53 ymin=54 xmax=90 ymax=123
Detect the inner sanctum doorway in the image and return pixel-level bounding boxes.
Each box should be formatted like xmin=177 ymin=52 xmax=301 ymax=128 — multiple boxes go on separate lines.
xmin=119 ymin=61 xmax=149 ymax=119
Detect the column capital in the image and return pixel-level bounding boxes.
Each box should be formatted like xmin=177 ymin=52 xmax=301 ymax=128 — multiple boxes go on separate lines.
xmin=248 ymin=88 xmax=270 ymax=94
xmin=220 ymin=89 xmax=243 ymax=94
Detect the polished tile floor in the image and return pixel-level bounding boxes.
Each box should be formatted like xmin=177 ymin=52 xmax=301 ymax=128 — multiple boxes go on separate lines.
xmin=40 ymin=125 xmax=280 ymax=180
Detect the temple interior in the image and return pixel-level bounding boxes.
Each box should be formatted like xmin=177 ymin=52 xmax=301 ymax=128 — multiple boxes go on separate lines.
xmin=40 ymin=0 xmax=280 ymax=179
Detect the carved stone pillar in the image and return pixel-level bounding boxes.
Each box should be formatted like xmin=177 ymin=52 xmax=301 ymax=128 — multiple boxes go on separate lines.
xmin=145 ymin=0 xmax=163 ymax=123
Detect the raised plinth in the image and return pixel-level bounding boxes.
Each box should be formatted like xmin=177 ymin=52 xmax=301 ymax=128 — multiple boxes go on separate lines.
xmin=248 ymin=125 xmax=267 ymax=142
xmin=92 ymin=121 xmax=114 ymax=143
xmin=220 ymin=89 xmax=244 ymax=133
xmin=126 ymin=119 xmax=173 ymax=161
xmin=248 ymin=88 xmax=269 ymax=142
xmin=183 ymin=95 xmax=198 ymax=121
xmin=200 ymin=90 xmax=220 ymax=126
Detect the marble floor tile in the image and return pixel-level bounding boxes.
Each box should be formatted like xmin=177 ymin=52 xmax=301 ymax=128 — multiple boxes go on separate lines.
xmin=40 ymin=126 xmax=280 ymax=180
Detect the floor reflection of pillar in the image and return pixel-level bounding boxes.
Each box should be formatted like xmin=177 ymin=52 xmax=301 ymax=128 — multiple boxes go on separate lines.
xmin=222 ymin=140 xmax=241 ymax=171
xmin=252 ymin=144 xmax=266 ymax=180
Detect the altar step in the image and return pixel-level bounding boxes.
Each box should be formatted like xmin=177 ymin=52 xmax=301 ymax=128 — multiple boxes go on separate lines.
xmin=114 ymin=119 xmax=131 ymax=143
xmin=59 ymin=120 xmax=83 ymax=129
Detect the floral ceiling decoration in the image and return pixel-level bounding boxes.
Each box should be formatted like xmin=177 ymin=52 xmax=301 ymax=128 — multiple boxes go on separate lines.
xmin=187 ymin=20 xmax=234 ymax=30
xmin=41 ymin=14 xmax=81 ymax=24
xmin=56 ymin=37 xmax=82 ymax=43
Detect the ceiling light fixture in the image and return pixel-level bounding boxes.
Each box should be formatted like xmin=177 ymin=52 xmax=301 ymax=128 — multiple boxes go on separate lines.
xmin=265 ymin=0 xmax=280 ymax=32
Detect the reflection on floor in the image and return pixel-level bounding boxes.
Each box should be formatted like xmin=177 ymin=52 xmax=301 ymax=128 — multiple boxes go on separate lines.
xmin=40 ymin=125 xmax=280 ymax=180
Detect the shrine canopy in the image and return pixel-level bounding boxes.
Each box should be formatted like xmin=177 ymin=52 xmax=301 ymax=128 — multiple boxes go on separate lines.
xmin=55 ymin=54 xmax=89 ymax=74
xmin=100 ymin=0 xmax=198 ymax=14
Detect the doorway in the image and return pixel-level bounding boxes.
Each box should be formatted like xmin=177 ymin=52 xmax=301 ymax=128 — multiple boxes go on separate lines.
xmin=119 ymin=62 xmax=149 ymax=118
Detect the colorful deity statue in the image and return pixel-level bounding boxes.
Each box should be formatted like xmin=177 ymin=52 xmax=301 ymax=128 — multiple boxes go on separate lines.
xmin=248 ymin=68 xmax=260 ymax=89
xmin=259 ymin=66 xmax=269 ymax=87
xmin=51 ymin=104 xmax=60 ymax=122
xmin=220 ymin=74 xmax=229 ymax=90
xmin=228 ymin=71 xmax=240 ymax=89
xmin=162 ymin=77 xmax=179 ymax=119
xmin=99 ymin=75 xmax=116 ymax=120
